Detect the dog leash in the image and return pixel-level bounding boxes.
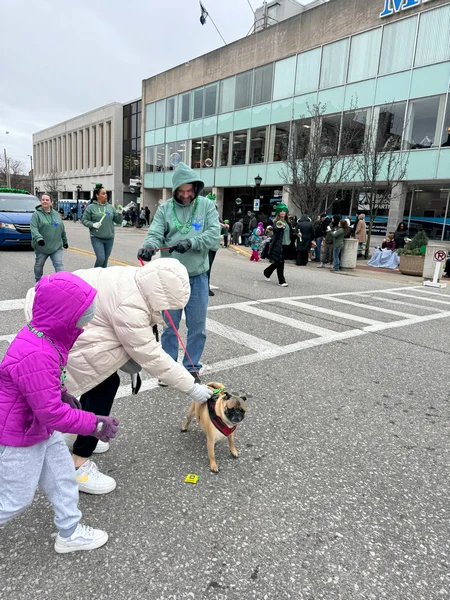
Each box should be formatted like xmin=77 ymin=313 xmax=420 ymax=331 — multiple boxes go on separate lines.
xmin=138 ymin=257 xmax=200 ymax=378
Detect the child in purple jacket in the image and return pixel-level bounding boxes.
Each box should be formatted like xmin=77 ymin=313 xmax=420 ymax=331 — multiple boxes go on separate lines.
xmin=0 ymin=272 xmax=120 ymax=554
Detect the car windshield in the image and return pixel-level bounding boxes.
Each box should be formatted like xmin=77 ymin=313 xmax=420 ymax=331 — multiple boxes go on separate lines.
xmin=0 ymin=194 xmax=39 ymax=212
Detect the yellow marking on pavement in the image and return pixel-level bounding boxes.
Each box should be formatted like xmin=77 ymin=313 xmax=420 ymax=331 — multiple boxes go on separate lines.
xmin=68 ymin=247 xmax=134 ymax=267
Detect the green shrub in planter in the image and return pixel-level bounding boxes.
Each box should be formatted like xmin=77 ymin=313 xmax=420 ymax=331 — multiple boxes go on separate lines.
xmin=397 ymin=230 xmax=428 ymax=256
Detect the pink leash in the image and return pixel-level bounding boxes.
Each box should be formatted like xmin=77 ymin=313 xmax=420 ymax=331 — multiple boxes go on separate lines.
xmin=138 ymin=257 xmax=200 ymax=378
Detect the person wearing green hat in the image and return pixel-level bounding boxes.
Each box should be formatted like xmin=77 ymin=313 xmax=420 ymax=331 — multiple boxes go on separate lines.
xmin=222 ymin=219 xmax=230 ymax=248
xmin=263 ymin=203 xmax=290 ymax=287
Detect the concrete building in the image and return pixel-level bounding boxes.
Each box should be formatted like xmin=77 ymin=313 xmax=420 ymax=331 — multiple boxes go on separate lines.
xmin=142 ymin=0 xmax=450 ymax=240
xmin=33 ymin=103 xmax=123 ymax=207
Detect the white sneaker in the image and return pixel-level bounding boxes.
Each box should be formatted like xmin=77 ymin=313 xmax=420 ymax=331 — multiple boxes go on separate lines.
xmin=75 ymin=460 xmax=116 ymax=495
xmin=264 ymin=276 xmax=271 ymax=281
xmin=63 ymin=434 xmax=109 ymax=454
xmin=279 ymin=282 xmax=288 ymax=287
xmin=54 ymin=523 xmax=108 ymax=554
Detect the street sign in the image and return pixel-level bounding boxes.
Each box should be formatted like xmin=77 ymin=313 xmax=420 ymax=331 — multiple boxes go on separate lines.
xmin=130 ymin=187 xmax=135 ymax=194
xmin=235 ymin=197 xmax=242 ymax=205
xmin=433 ymin=249 xmax=446 ymax=262
xmin=129 ymin=178 xmax=141 ymax=187
xmin=253 ymin=199 xmax=260 ymax=211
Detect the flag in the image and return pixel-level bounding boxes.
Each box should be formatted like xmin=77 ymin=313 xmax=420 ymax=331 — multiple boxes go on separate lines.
xmin=199 ymin=1 xmax=208 ymax=25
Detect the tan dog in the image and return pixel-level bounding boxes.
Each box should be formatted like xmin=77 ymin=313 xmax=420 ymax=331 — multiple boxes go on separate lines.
xmin=181 ymin=381 xmax=247 ymax=473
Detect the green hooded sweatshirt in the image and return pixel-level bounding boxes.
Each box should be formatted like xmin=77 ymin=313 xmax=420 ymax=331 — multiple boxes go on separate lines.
xmin=144 ymin=162 xmax=221 ymax=277
xmin=81 ymin=200 xmax=122 ymax=239
xmin=30 ymin=205 xmax=67 ymax=255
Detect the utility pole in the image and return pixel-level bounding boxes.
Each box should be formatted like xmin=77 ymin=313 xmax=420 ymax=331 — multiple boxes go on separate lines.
xmin=3 ymin=148 xmax=11 ymax=188
xmin=28 ymin=154 xmax=33 ymax=194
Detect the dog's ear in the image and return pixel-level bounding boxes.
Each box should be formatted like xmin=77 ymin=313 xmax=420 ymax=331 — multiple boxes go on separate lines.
xmin=240 ymin=395 xmax=247 ymax=402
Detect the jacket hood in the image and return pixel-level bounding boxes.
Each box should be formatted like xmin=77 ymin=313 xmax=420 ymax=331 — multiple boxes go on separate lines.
xmin=31 ymin=272 xmax=97 ymax=353
xmin=172 ymin=162 xmax=204 ymax=197
xmin=135 ymin=258 xmax=190 ymax=312
xmin=299 ymin=215 xmax=310 ymax=222
xmin=35 ymin=204 xmax=56 ymax=213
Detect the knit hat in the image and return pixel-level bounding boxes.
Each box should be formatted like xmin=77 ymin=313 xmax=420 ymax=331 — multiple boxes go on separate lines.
xmin=224 ymin=219 xmax=229 ymax=224
xmin=275 ymin=203 xmax=288 ymax=216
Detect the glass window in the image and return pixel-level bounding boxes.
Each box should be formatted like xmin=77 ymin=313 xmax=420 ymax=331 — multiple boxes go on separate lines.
xmin=379 ymin=16 xmax=417 ymax=76
xmin=131 ymin=114 xmax=137 ymax=138
xmin=405 ymin=96 xmax=441 ymax=149
xmin=273 ymin=123 xmax=289 ymax=161
xmin=180 ymin=92 xmax=190 ymax=123
xmin=137 ymin=113 xmax=141 ymax=137
xmin=166 ymin=96 xmax=178 ymax=127
xmin=295 ymin=48 xmax=321 ymax=95
xmin=193 ymin=87 xmax=204 ymax=120
xmin=218 ymin=134 xmax=230 ymax=166
xmin=191 ymin=138 xmax=202 ymax=169
xmin=340 ymin=110 xmax=368 ymax=154
xmin=124 ymin=104 xmax=132 ymax=117
xmin=123 ymin=116 xmax=131 ymax=140
xmin=202 ymin=136 xmax=215 ymax=167
xmin=441 ymin=99 xmax=450 ymax=146
xmin=320 ymin=39 xmax=349 ymax=89
xmin=232 ymin=130 xmax=248 ymax=164
xmin=253 ymin=64 xmax=274 ymax=105
xmin=273 ymin=56 xmax=296 ymax=101
xmin=377 ymin=102 xmax=407 ymax=151
xmin=145 ymin=103 xmax=155 ymax=131
xmin=166 ymin=141 xmax=186 ymax=170
xmin=204 ymin=84 xmax=218 ymax=117
xmin=348 ymin=28 xmax=382 ymax=83
xmin=291 ymin=118 xmax=311 ymax=159
xmin=155 ymin=100 xmax=166 ymax=129
xmin=249 ymin=127 xmax=267 ymax=163
xmin=155 ymin=144 xmax=165 ymax=171
xmin=415 ymin=5 xmax=450 ymax=67
xmin=320 ymin=114 xmax=341 ymax=155
xmin=219 ymin=77 xmax=236 ymax=113
xmin=235 ymin=70 xmax=253 ymax=110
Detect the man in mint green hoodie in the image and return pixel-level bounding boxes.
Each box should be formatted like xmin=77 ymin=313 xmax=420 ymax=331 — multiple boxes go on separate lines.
xmin=138 ymin=163 xmax=220 ymax=382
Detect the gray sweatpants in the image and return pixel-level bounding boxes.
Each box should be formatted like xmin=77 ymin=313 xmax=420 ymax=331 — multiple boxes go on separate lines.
xmin=0 ymin=431 xmax=81 ymax=535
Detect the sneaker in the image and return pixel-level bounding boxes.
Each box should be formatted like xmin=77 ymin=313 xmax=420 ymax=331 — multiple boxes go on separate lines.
xmin=75 ymin=460 xmax=116 ymax=495
xmin=93 ymin=440 xmax=110 ymax=454
xmin=63 ymin=434 xmax=109 ymax=455
xmin=157 ymin=379 xmax=168 ymax=387
xmin=317 ymin=264 xmax=325 ymax=268
xmin=54 ymin=523 xmax=108 ymax=554
xmin=264 ymin=276 xmax=271 ymax=281
xmin=279 ymin=283 xmax=288 ymax=287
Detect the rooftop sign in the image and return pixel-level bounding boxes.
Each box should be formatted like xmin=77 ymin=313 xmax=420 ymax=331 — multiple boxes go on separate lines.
xmin=380 ymin=0 xmax=436 ymax=18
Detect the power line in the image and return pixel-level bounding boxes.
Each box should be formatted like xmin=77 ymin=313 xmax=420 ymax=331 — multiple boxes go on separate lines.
xmin=201 ymin=2 xmax=227 ymax=45
xmin=246 ymin=0 xmax=255 ymax=15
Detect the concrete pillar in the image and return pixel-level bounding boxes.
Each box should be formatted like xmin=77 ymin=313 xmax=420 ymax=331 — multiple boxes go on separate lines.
xmin=282 ymin=186 xmax=296 ymax=216
xmin=341 ymin=238 xmax=358 ymax=269
xmin=213 ymin=186 xmax=224 ymax=218
xmin=387 ymin=182 xmax=407 ymax=233
xmin=162 ymin=188 xmax=172 ymax=201
xmin=143 ymin=188 xmax=161 ymax=216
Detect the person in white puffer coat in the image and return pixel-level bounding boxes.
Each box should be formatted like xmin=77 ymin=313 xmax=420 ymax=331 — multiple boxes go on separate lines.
xmin=24 ymin=258 xmax=212 ymax=495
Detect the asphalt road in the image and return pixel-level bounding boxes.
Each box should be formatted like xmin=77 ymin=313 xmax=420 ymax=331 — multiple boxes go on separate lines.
xmin=1 ymin=222 xmax=450 ymax=600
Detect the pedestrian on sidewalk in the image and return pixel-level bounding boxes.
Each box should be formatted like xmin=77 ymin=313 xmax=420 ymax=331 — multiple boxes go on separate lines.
xmin=222 ymin=220 xmax=230 ymax=247
xmin=24 ymin=259 xmax=213 ymax=496
xmin=137 ymin=162 xmax=220 ymax=381
xmin=1 ymin=272 xmax=120 ymax=553
xmin=231 ymin=219 xmax=244 ymax=245
xmin=263 ymin=203 xmax=290 ymax=287
xmin=295 ymin=215 xmax=315 ymax=266
xmin=250 ymin=227 xmax=262 ymax=262
xmin=81 ymin=185 xmax=122 ymax=268
xmin=355 ymin=214 xmax=367 ymax=258
xmin=30 ymin=194 xmax=68 ymax=283
xmin=145 ymin=206 xmax=151 ymax=226
xmin=331 ymin=219 xmax=347 ymax=272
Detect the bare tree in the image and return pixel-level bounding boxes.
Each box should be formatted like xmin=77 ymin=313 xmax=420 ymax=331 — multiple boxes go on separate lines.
xmin=281 ymin=102 xmax=362 ymax=217
xmin=0 ymin=156 xmax=30 ymax=191
xmin=44 ymin=167 xmax=63 ymax=210
xmin=355 ymin=103 xmax=409 ymax=258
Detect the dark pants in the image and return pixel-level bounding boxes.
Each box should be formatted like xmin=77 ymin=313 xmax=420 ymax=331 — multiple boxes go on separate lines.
xmin=223 ymin=235 xmax=228 ymax=248
xmin=72 ymin=372 xmax=121 ymax=458
xmin=264 ymin=260 xmax=286 ymax=284
xmin=296 ymin=250 xmax=309 ymax=266
xmin=207 ymin=250 xmax=216 ymax=290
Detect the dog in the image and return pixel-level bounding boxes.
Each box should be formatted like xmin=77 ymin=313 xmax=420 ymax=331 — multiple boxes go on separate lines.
xmin=181 ymin=381 xmax=247 ymax=473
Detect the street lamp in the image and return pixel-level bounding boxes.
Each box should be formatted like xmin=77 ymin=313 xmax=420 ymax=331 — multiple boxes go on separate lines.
xmin=76 ymin=184 xmax=82 ymax=220
xmin=254 ymin=174 xmax=262 ymax=209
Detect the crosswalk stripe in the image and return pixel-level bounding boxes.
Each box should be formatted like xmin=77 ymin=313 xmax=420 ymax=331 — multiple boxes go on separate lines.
xmin=380 ymin=291 xmax=450 ymax=305
xmin=206 ymin=318 xmax=279 ymax=352
xmin=233 ymin=304 xmax=337 ymax=337
xmin=326 ymin=296 xmax=418 ymax=318
xmin=277 ymin=299 xmax=382 ymax=325
xmin=405 ymin=288 xmax=450 ymax=298
xmin=368 ymin=296 xmax=444 ymax=313
xmin=363 ymin=310 xmax=450 ymax=332
xmin=0 ymin=334 xmax=15 ymax=343
xmin=0 ymin=299 xmax=25 ymax=312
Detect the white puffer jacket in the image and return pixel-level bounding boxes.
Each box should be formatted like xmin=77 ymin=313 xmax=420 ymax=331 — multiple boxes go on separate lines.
xmin=24 ymin=258 xmax=195 ymax=397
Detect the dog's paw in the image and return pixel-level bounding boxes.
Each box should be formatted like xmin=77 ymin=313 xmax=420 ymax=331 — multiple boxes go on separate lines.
xmin=210 ymin=464 xmax=219 ymax=473
xmin=230 ymin=449 xmax=239 ymax=459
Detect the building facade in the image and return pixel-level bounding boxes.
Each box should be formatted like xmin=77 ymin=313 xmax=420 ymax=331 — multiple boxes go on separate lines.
xmin=33 ymin=103 xmax=123 ymax=206
xmin=142 ymin=0 xmax=450 ymax=239
xmin=122 ymin=98 xmax=142 ymax=207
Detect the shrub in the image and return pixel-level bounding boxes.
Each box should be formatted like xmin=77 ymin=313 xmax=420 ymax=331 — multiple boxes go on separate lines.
xmin=397 ymin=230 xmax=428 ymax=256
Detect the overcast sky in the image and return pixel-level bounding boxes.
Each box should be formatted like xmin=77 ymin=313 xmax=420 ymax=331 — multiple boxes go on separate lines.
xmin=1 ymin=0 xmax=265 ymax=171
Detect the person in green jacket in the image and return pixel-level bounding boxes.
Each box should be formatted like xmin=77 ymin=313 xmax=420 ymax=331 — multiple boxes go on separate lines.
xmin=137 ymin=162 xmax=220 ymax=383
xmin=331 ymin=218 xmax=346 ymax=272
xmin=30 ymin=194 xmax=68 ymax=282
xmin=81 ymin=185 xmax=122 ymax=268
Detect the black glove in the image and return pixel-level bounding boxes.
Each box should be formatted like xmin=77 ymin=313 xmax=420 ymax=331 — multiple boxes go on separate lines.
xmin=63 ymin=243 xmax=69 ymax=249
xmin=37 ymin=239 xmax=45 ymax=247
xmin=169 ymin=240 xmax=192 ymax=254
xmin=137 ymin=246 xmax=156 ymax=262
xmin=91 ymin=416 xmax=120 ymax=442
xmin=61 ymin=390 xmax=81 ymax=410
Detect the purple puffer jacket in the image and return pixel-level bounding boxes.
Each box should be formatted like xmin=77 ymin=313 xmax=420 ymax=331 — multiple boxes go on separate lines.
xmin=0 ymin=272 xmax=98 ymax=447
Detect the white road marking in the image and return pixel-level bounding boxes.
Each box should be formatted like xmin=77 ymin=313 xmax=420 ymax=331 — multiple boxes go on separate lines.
xmin=277 ymin=299 xmax=382 ymax=325
xmin=0 ymin=299 xmax=25 ymax=312
xmin=206 ymin=317 xmax=279 ymax=352
xmin=0 ymin=334 xmax=15 ymax=343
xmin=380 ymin=291 xmax=450 ymax=305
xmin=326 ymin=296 xmax=418 ymax=319
xmin=406 ymin=288 xmax=450 ymax=298
xmin=368 ymin=296 xmax=444 ymax=313
xmin=363 ymin=310 xmax=450 ymax=332
xmin=233 ymin=304 xmax=337 ymax=337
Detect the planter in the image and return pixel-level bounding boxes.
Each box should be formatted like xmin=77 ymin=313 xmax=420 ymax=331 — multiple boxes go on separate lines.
xmin=399 ymin=254 xmax=425 ymax=276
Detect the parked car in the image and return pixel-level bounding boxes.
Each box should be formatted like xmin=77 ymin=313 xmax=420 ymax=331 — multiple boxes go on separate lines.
xmin=0 ymin=191 xmax=39 ymax=247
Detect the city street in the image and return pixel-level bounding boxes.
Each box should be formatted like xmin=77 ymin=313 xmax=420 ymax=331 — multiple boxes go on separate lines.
xmin=1 ymin=222 xmax=450 ymax=600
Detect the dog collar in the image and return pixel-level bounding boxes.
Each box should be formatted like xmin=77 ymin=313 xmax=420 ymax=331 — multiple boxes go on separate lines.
xmin=207 ymin=396 xmax=236 ymax=437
